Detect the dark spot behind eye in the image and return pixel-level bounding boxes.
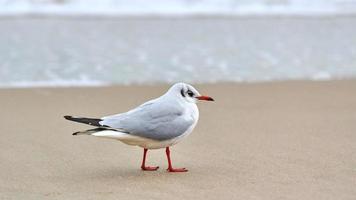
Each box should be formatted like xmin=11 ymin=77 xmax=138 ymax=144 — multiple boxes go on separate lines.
xmin=187 ymin=90 xmax=194 ymax=97
xmin=180 ymin=89 xmax=185 ymax=97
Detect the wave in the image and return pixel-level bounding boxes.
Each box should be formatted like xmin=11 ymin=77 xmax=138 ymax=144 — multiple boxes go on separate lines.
xmin=1 ymin=80 xmax=108 ymax=88
xmin=1 ymin=0 xmax=356 ymax=16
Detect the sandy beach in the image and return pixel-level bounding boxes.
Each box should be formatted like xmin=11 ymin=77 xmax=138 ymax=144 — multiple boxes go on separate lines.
xmin=0 ymin=80 xmax=355 ymax=199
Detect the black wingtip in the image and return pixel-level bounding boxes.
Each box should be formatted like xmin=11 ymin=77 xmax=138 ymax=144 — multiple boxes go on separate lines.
xmin=64 ymin=115 xmax=72 ymax=120
xmin=72 ymin=132 xmax=78 ymax=136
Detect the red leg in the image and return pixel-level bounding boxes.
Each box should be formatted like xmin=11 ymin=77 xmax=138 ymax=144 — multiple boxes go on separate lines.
xmin=141 ymin=148 xmax=159 ymax=171
xmin=166 ymin=147 xmax=188 ymax=172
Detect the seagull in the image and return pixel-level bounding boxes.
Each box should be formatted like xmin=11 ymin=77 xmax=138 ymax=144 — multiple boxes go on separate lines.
xmin=64 ymin=83 xmax=214 ymax=172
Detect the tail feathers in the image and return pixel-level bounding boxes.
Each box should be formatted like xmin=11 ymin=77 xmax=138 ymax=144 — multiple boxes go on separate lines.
xmin=64 ymin=115 xmax=104 ymax=127
xmin=72 ymin=127 xmax=116 ymax=136
xmin=71 ymin=127 xmax=147 ymax=146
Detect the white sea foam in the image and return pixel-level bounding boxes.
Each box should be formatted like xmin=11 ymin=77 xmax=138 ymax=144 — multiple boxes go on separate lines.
xmin=312 ymin=71 xmax=332 ymax=81
xmin=1 ymin=0 xmax=356 ymax=16
xmin=1 ymin=79 xmax=108 ymax=88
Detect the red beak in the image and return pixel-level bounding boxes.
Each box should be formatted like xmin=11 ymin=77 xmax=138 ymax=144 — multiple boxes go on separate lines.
xmin=196 ymin=95 xmax=214 ymax=101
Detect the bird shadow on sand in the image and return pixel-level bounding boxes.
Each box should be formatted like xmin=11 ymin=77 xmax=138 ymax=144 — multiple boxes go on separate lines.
xmin=72 ymin=166 xmax=188 ymax=182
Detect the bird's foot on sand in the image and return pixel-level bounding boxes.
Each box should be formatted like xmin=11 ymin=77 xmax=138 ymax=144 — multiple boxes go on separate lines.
xmin=167 ymin=167 xmax=188 ymax=172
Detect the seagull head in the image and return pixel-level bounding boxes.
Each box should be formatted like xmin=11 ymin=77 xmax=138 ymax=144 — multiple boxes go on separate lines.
xmin=167 ymin=82 xmax=214 ymax=103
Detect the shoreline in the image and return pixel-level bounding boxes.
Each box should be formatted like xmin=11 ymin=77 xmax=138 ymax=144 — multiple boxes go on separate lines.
xmin=0 ymin=78 xmax=355 ymax=90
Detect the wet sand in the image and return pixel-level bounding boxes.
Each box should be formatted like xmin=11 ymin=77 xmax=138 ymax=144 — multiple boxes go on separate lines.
xmin=0 ymin=80 xmax=355 ymax=199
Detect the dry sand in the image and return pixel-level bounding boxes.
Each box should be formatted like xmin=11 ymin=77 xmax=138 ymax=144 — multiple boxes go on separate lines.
xmin=0 ymin=80 xmax=355 ymax=199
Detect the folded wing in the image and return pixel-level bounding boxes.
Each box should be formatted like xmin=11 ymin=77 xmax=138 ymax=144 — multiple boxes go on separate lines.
xmin=100 ymin=100 xmax=193 ymax=141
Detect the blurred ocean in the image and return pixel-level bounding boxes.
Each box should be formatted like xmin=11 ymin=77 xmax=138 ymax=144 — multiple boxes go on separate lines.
xmin=1 ymin=0 xmax=356 ymax=16
xmin=0 ymin=0 xmax=356 ymax=87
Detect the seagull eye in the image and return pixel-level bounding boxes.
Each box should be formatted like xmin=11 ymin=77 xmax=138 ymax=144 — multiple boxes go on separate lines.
xmin=187 ymin=90 xmax=194 ymax=97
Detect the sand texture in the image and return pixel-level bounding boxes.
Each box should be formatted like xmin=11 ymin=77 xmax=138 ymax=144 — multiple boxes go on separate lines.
xmin=0 ymin=80 xmax=355 ymax=199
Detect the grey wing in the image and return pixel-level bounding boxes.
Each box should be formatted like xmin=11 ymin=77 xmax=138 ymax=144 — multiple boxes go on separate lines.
xmin=100 ymin=101 xmax=194 ymax=141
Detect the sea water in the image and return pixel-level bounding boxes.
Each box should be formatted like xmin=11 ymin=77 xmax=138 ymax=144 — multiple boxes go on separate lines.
xmin=0 ymin=1 xmax=356 ymax=87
